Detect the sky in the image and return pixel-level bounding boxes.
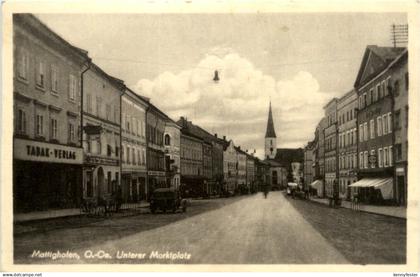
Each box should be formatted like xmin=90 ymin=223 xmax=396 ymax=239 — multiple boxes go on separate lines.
xmin=37 ymin=13 xmax=407 ymax=159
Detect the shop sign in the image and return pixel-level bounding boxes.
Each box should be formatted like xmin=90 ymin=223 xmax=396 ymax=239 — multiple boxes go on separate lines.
xmin=14 ymin=138 xmax=82 ymax=164
xmin=148 ymin=171 xmax=166 ymax=176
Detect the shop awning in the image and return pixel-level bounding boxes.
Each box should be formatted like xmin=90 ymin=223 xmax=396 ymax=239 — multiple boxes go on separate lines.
xmin=349 ymin=178 xmax=393 ymax=200
xmin=310 ymin=180 xmax=323 ymax=190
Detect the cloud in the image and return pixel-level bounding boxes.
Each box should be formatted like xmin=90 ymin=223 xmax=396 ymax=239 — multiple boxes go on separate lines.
xmin=134 ymin=49 xmax=332 ymax=159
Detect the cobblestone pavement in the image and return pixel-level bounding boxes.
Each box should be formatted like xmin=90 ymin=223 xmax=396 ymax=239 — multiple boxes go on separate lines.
xmin=14 ymin=191 xmax=405 ymax=264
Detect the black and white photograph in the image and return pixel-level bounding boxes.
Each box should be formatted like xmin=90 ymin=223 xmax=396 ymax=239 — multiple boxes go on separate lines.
xmin=1 ymin=0 xmax=419 ymax=272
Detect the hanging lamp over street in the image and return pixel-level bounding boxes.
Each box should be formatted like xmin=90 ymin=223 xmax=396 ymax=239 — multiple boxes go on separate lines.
xmin=213 ymin=70 xmax=220 ymax=82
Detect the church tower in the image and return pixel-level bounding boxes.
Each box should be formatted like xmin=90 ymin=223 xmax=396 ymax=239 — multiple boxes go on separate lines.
xmin=265 ymin=101 xmax=277 ymax=159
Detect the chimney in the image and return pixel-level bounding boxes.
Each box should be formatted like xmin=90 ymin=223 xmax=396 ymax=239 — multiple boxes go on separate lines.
xmin=223 ymin=135 xmax=226 ymax=141
xmin=214 ymin=133 xmax=218 ymax=138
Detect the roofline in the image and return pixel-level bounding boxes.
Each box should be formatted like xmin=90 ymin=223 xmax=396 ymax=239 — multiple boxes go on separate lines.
xmin=323 ymin=97 xmax=338 ymax=110
xmin=14 ymin=14 xmax=90 ymax=63
xmin=90 ymin=62 xmax=125 ymax=90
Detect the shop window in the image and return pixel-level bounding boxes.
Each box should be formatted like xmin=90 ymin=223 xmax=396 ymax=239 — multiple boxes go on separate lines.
xmin=86 ymin=171 xmax=93 ymax=197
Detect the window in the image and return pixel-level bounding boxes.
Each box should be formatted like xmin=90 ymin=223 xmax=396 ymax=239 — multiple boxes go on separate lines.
xmin=394 ymin=110 xmax=401 ymax=129
xmin=165 ymin=134 xmax=171 ymax=146
xmin=106 ymin=104 xmax=111 ymax=121
xmin=107 ymin=172 xmax=112 ymax=193
xmin=96 ymin=97 xmax=102 ymax=117
xmin=36 ymin=114 xmax=44 ymax=136
xmin=121 ymin=146 xmax=125 ymax=163
xmin=87 ymin=94 xmax=92 ymax=113
xmin=382 ymin=114 xmax=388 ymax=134
xmin=394 ymin=80 xmax=400 ymax=97
xmin=68 ymin=123 xmax=75 ymax=143
xmin=389 ymin=146 xmax=393 ymax=166
xmin=367 ymin=90 xmax=372 ymax=105
xmin=382 ymin=80 xmax=387 ymax=96
xmin=107 ymin=144 xmax=112 ymax=156
xmin=387 ymin=112 xmax=392 ymax=134
xmin=51 ymin=65 xmax=59 ymax=93
xmin=36 ymin=61 xmax=45 ymax=88
xmin=126 ymin=115 xmax=130 ymax=131
xmin=18 ymin=48 xmax=29 ymax=79
xmin=359 ymin=152 xmax=363 ymax=168
xmin=359 ymin=124 xmax=364 ymax=142
xmin=132 ymin=148 xmax=136 ymax=165
xmin=363 ymin=122 xmax=368 ymax=141
xmin=370 ymin=150 xmax=376 ymax=168
xmin=17 ymin=109 xmax=27 ymax=134
xmin=347 ymin=131 xmax=351 ymax=147
xmin=370 ymin=119 xmax=375 ymax=139
xmin=378 ymin=148 xmax=383 ymax=167
xmin=364 ymin=151 xmax=368 ymax=169
xmin=126 ymin=146 xmax=130 ymax=164
xmin=50 ymin=118 xmax=58 ymax=140
xmin=395 ymin=144 xmax=402 ymax=161
xmin=359 ymin=96 xmax=363 ymax=109
xmin=363 ymin=93 xmax=367 ymax=108
xmin=377 ymin=116 xmax=382 ymax=136
xmin=383 ymin=147 xmax=388 ymax=167
xmin=373 ymin=87 xmax=378 ymax=102
xmin=377 ymin=84 xmax=382 ymax=99
xmin=137 ymin=150 xmax=141 ymax=165
xmin=69 ymin=74 xmax=77 ymax=101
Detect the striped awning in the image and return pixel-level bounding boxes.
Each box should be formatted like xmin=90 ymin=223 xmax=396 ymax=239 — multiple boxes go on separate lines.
xmin=349 ymin=178 xmax=393 ymax=200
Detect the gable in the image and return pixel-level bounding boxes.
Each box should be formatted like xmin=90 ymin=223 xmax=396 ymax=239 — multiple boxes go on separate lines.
xmin=358 ymin=51 xmax=387 ymax=86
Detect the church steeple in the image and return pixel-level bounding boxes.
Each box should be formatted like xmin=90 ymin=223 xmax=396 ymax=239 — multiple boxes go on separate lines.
xmin=264 ymin=101 xmax=277 ymax=159
xmin=265 ymin=101 xmax=277 ymax=138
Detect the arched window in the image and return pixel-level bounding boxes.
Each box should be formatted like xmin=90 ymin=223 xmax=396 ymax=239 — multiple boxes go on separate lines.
xmin=164 ymin=134 xmax=171 ymax=146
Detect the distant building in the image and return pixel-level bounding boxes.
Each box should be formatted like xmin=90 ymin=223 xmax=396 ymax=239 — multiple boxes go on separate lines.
xmin=121 ymin=88 xmax=148 ymax=203
xmin=222 ymin=139 xmax=238 ymax=194
xmin=236 ymin=147 xmax=247 ymax=191
xmin=323 ymin=98 xmax=338 ymax=199
xmin=164 ymin=119 xmax=181 ymax=190
xmin=146 ymin=103 xmax=167 ymax=193
xmin=180 ymin=131 xmax=204 ymax=197
xmin=304 ymin=141 xmax=315 ymax=190
xmin=337 ymin=89 xmax=358 ymax=200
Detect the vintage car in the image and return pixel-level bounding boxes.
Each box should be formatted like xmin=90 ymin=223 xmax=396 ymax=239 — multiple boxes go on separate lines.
xmin=150 ymin=188 xmax=187 ymax=214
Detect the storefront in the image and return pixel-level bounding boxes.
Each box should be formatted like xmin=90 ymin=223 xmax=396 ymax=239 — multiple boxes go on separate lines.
xmin=121 ymin=172 xmax=147 ymax=202
xmin=349 ymin=177 xmax=393 ymax=204
xmin=13 ymin=138 xmax=83 ymax=212
xmin=395 ymin=165 xmax=407 ymax=206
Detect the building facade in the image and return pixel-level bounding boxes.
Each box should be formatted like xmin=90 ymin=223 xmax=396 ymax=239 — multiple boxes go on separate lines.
xmin=13 ymin=14 xmax=90 ymax=212
xmin=164 ymin=120 xmax=181 ymax=190
xmin=246 ymin=151 xmax=256 ymax=193
xmin=180 ymin=132 xmax=203 ymax=197
xmin=353 ymin=46 xmax=405 ymax=204
xmin=236 ymin=147 xmax=247 ymax=191
xmin=323 ymin=98 xmax=338 ymax=198
xmin=121 ymin=88 xmax=148 ymax=203
xmin=223 ymin=139 xmax=237 ymax=194
xmin=390 ymin=50 xmax=408 ymax=206
xmin=146 ymin=104 xmax=167 ymax=193
xmin=303 ymin=141 xmax=315 ymax=190
xmin=82 ymin=63 xmax=123 ymax=203
xmin=337 ymin=89 xmax=358 ymax=200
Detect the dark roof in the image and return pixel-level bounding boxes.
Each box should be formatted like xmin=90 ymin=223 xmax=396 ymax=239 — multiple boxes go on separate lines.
xmin=14 ymin=14 xmax=90 ymax=64
xmin=273 ymin=148 xmax=304 ymax=166
xmin=265 ymin=102 xmax=277 ymax=138
xmin=176 ymin=117 xmax=224 ymax=145
xmin=354 ymin=45 xmax=406 ymax=88
xmin=264 ymin=159 xmax=284 ymax=167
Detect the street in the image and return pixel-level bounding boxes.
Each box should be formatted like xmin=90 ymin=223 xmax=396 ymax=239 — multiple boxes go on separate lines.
xmin=14 ymin=191 xmax=405 ymax=264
